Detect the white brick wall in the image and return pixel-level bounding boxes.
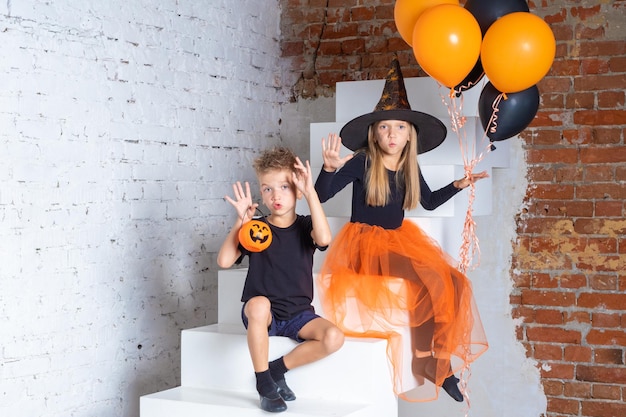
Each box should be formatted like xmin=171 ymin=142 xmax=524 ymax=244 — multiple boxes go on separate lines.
xmin=0 ymin=1 xmax=285 ymax=416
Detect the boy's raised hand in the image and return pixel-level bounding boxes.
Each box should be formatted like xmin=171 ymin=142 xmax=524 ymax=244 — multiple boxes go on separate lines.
xmin=224 ymin=181 xmax=258 ymax=222
xmin=321 ymin=133 xmax=353 ymax=172
xmin=292 ymin=157 xmax=313 ymax=196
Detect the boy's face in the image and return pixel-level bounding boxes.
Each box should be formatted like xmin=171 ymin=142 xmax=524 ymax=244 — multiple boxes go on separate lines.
xmin=258 ymin=168 xmax=299 ymax=216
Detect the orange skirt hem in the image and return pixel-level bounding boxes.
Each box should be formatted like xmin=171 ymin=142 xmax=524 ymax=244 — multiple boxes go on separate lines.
xmin=317 ymin=220 xmax=488 ymax=402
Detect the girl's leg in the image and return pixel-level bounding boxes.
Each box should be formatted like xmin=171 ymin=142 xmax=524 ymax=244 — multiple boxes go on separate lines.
xmin=388 ymin=255 xmax=464 ymax=401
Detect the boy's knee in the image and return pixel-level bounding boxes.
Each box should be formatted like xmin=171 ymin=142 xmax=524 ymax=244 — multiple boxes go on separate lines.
xmin=245 ymin=296 xmax=271 ymax=320
xmin=323 ymin=326 xmax=345 ymax=354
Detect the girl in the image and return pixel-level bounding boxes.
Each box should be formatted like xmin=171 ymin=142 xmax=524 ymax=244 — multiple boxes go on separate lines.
xmin=314 ymin=59 xmax=488 ymax=403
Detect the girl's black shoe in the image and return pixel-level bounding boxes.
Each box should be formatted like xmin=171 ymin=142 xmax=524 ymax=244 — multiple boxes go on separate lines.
xmin=441 ymin=375 xmax=464 ymax=402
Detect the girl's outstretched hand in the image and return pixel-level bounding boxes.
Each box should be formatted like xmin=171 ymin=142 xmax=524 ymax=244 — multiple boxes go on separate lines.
xmin=454 ymin=171 xmax=490 ymax=189
xmin=224 ymin=181 xmax=258 ymax=221
xmin=321 ymin=133 xmax=353 ymax=172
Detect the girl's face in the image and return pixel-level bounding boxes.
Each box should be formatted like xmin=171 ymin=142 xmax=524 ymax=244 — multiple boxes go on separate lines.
xmin=258 ymin=168 xmax=298 ymax=217
xmin=374 ymin=120 xmax=410 ymax=157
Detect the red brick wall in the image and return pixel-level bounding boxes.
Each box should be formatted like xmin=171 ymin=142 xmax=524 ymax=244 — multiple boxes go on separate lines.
xmin=280 ymin=1 xmax=626 ymax=416
xmin=513 ymin=2 xmax=626 ymax=417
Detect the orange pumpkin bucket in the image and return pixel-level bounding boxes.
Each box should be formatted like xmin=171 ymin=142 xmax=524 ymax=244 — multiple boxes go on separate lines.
xmin=238 ymin=208 xmax=273 ymax=252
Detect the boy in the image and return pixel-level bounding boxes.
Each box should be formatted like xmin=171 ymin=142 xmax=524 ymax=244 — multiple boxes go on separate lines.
xmin=217 ymin=147 xmax=344 ymax=413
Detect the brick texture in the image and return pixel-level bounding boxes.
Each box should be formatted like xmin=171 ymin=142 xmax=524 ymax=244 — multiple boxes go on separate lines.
xmin=280 ymin=1 xmax=626 ymax=416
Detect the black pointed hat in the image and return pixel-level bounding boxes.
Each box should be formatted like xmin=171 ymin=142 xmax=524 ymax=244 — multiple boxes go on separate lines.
xmin=339 ymin=58 xmax=447 ymax=153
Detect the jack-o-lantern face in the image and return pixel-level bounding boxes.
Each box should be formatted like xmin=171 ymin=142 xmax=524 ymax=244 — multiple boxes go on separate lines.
xmin=239 ymin=219 xmax=273 ymax=252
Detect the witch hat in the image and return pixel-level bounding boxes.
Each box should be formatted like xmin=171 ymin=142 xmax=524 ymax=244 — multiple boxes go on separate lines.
xmin=339 ymin=58 xmax=447 ymax=153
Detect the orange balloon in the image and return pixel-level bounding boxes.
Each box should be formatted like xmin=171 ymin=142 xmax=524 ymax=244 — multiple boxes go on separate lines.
xmin=394 ymin=0 xmax=459 ymax=46
xmin=481 ymin=12 xmax=556 ymax=93
xmin=412 ymin=4 xmax=482 ymax=88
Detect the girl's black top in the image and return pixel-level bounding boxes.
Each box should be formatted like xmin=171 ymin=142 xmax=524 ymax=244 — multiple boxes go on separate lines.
xmin=315 ymin=152 xmax=461 ymax=230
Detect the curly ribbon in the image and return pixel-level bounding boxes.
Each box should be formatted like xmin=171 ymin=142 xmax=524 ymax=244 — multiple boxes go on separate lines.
xmin=440 ymin=87 xmax=493 ymax=275
xmin=453 ymin=71 xmax=485 ymax=98
xmin=440 ymin=83 xmax=500 ymax=416
xmin=486 ymin=92 xmax=505 ymax=143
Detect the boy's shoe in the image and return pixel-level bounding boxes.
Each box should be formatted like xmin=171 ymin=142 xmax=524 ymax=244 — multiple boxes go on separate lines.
xmin=259 ymin=392 xmax=287 ymax=413
xmin=275 ymin=378 xmax=296 ymax=401
xmin=441 ymin=375 xmax=463 ymax=402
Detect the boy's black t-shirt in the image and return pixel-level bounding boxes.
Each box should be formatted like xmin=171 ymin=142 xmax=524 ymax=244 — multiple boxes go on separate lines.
xmin=239 ymin=214 xmax=326 ymax=321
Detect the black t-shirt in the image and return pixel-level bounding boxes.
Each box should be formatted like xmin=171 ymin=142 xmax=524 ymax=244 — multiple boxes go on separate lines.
xmin=315 ymin=152 xmax=461 ymax=229
xmin=239 ymin=215 xmax=326 ymax=320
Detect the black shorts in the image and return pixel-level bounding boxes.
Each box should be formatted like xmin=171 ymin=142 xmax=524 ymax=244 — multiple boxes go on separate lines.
xmin=241 ymin=305 xmax=319 ymax=343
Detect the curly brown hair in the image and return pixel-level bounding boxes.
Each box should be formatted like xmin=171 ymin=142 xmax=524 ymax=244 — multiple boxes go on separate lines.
xmin=253 ymin=147 xmax=297 ymax=175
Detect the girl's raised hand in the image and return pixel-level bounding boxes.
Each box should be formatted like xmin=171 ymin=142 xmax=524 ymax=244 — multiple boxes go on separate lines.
xmin=224 ymin=181 xmax=258 ymax=221
xmin=321 ymin=133 xmax=353 ymax=172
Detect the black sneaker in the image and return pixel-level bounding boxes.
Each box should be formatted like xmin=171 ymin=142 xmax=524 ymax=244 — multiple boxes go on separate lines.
xmin=259 ymin=391 xmax=287 ymax=413
xmin=275 ymin=378 xmax=296 ymax=401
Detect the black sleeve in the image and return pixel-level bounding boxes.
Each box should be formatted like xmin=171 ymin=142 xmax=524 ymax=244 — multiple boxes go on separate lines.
xmin=419 ymin=171 xmax=462 ymax=211
xmin=314 ymin=153 xmax=364 ymax=203
xmin=314 ymin=168 xmax=336 ymax=203
xmin=300 ymin=215 xmax=328 ymax=252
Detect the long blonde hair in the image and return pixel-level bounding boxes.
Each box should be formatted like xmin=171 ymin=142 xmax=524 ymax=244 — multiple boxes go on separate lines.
xmin=364 ymin=121 xmax=421 ymax=210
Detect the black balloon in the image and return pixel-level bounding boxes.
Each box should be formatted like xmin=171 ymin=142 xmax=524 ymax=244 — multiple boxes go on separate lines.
xmin=455 ymin=57 xmax=485 ymax=96
xmin=465 ymin=0 xmax=530 ymax=35
xmin=478 ymin=82 xmax=540 ymax=141
xmin=456 ymin=0 xmax=529 ymax=94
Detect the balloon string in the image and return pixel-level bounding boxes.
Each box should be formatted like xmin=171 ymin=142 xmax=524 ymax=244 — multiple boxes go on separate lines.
xmin=439 ymin=84 xmax=495 ymax=417
xmin=458 ymin=174 xmax=479 ymax=274
xmin=439 ymin=87 xmax=493 ymax=273
xmin=443 ymin=88 xmax=467 ymax=134
xmin=459 ymin=309 xmax=473 ymax=417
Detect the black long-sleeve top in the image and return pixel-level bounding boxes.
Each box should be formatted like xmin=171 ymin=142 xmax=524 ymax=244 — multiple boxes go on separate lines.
xmin=315 ymin=152 xmax=461 ymax=230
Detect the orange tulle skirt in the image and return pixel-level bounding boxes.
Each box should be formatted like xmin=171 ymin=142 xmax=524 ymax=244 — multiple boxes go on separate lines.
xmin=317 ymin=220 xmax=488 ymax=402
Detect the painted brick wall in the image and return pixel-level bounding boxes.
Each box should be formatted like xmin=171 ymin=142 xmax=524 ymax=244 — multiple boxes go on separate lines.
xmin=280 ymin=1 xmax=626 ymax=416
xmin=513 ymin=2 xmax=626 ymax=417
xmin=0 ymin=1 xmax=283 ymax=417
